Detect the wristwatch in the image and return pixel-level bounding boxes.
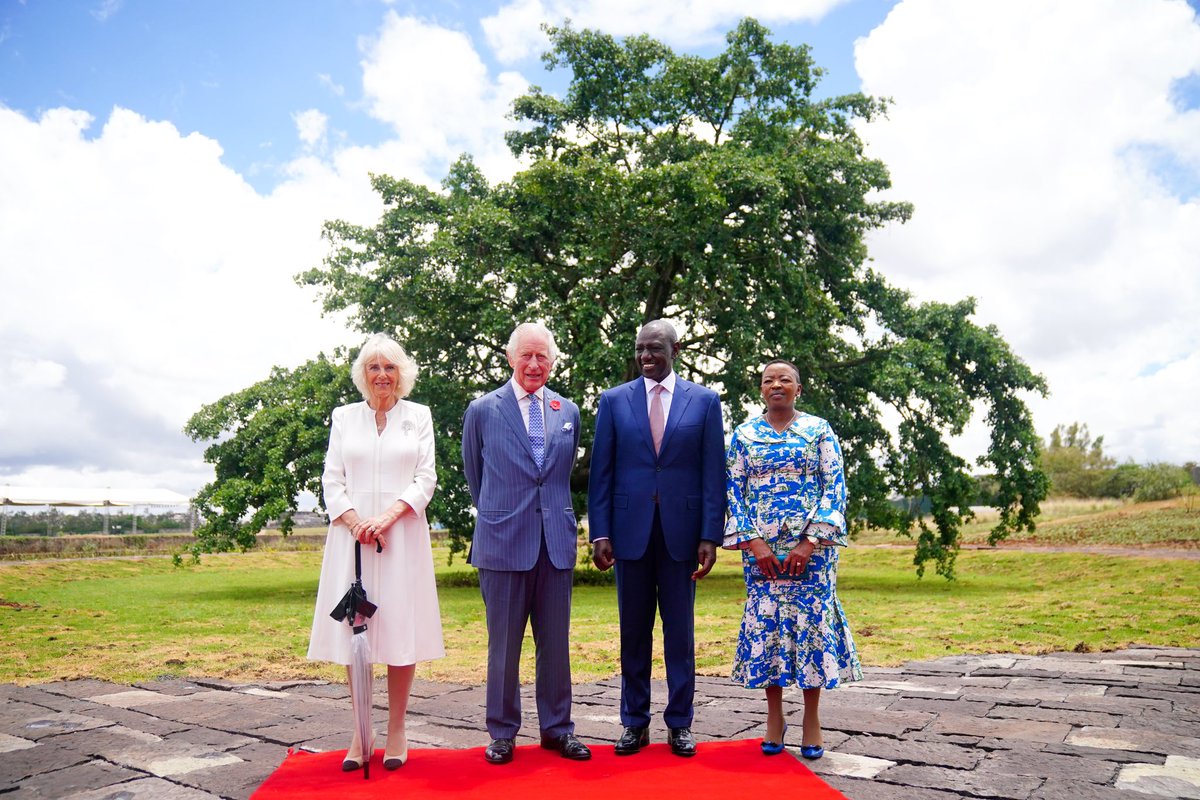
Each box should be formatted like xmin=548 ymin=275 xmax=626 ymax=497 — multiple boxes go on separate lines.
xmin=799 ymin=533 xmax=821 ymax=546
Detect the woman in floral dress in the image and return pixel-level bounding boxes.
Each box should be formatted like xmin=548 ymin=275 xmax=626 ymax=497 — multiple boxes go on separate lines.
xmin=724 ymin=359 xmax=862 ymax=759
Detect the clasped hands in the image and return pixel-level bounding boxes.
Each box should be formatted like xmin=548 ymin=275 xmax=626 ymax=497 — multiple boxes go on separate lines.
xmin=340 ymin=503 xmax=411 ymax=551
xmin=747 ymin=536 xmax=815 ymax=579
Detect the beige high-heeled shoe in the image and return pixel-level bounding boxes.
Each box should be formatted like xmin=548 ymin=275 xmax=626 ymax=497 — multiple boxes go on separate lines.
xmin=383 ymin=733 xmax=408 ymax=770
xmin=342 ymin=732 xmax=376 ymax=772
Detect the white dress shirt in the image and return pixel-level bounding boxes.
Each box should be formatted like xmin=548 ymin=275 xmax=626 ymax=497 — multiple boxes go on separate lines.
xmin=510 ymin=378 xmax=544 ymax=433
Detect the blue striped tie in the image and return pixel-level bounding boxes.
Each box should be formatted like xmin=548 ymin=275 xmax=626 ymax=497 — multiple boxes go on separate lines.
xmin=528 ymin=393 xmax=545 ymax=469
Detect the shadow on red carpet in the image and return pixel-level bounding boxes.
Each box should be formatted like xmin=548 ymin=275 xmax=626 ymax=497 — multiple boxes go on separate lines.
xmin=250 ymin=739 xmax=846 ymax=799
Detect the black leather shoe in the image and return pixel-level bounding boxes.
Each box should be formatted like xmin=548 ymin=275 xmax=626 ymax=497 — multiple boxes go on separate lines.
xmin=668 ymin=727 xmax=696 ymax=757
xmin=540 ymin=732 xmax=592 ymax=760
xmin=614 ymin=725 xmax=650 ymax=755
xmin=484 ymin=737 xmax=515 ymax=764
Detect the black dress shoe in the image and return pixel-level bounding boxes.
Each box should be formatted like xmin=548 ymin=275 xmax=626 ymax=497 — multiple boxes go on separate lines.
xmin=668 ymin=727 xmax=696 ymax=757
xmin=540 ymin=732 xmax=592 ymax=760
xmin=614 ymin=725 xmax=650 ymax=755
xmin=484 ymin=737 xmax=515 ymax=764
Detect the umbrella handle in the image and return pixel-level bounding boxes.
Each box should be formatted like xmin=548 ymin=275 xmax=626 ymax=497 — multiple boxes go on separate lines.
xmin=353 ymin=540 xmax=382 ymax=583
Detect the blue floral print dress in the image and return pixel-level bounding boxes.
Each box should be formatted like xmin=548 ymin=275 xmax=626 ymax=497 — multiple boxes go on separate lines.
xmin=724 ymin=413 xmax=862 ymax=689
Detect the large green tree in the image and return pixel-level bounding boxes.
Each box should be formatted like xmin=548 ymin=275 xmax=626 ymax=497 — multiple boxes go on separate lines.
xmin=188 ymin=19 xmax=1047 ymax=577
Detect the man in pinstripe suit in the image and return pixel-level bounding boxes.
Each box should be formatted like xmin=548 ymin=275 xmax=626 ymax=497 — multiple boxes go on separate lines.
xmin=461 ymin=322 xmax=591 ymax=765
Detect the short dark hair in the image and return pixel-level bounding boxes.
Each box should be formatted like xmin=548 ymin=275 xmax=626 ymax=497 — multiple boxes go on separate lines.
xmin=640 ymin=319 xmax=678 ymax=346
xmin=761 ymin=358 xmax=801 ymax=383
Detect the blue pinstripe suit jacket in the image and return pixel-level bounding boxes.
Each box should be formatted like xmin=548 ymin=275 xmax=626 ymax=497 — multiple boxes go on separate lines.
xmin=462 ymin=383 xmax=582 ymax=571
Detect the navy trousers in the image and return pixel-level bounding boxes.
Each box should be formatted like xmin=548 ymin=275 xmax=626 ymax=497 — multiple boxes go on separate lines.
xmin=615 ymin=509 xmax=697 ymax=729
xmin=478 ymin=535 xmax=574 ymax=739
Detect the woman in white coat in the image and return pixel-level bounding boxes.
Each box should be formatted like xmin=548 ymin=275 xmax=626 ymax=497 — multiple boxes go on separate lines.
xmin=308 ymin=334 xmax=444 ymax=771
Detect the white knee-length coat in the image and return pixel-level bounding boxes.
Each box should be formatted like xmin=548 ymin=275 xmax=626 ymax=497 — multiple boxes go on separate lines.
xmin=307 ymin=399 xmax=445 ymax=666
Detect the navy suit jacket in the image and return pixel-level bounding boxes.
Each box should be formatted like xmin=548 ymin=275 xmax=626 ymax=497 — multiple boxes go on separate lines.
xmin=462 ymin=383 xmax=581 ymax=572
xmin=588 ymin=375 xmax=725 ymax=562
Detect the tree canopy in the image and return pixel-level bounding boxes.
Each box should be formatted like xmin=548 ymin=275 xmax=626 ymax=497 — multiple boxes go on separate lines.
xmin=187 ymin=19 xmax=1048 ymax=577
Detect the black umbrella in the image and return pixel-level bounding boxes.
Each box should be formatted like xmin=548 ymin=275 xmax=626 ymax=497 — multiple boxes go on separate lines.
xmin=330 ymin=540 xmax=379 ymax=779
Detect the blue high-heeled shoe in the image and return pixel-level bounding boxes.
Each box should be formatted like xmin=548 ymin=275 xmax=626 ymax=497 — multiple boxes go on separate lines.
xmin=800 ymin=743 xmax=824 ymax=760
xmin=761 ymin=724 xmax=788 ymax=756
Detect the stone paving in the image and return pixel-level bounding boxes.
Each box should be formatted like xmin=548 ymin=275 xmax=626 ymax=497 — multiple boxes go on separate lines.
xmin=1 ymin=647 xmax=1198 ymax=799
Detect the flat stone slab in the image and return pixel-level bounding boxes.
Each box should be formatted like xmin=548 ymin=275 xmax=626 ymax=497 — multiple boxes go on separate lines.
xmin=1069 ymin=725 xmax=1200 ymax=757
xmin=1115 ymin=754 xmax=1200 ymax=798
xmin=6 ymin=711 xmax=114 ymax=741
xmin=929 ymin=712 xmax=1072 ymax=744
xmin=840 ymin=735 xmax=983 ymax=769
xmin=2 ymin=646 xmax=1197 ymax=799
xmin=810 ymin=749 xmax=895 ymax=778
xmin=11 ymin=758 xmax=141 ymax=799
xmin=0 ymin=731 xmax=37 ymax=754
xmin=61 ymin=776 xmax=224 ymax=799
xmin=879 ymin=763 xmax=1044 ymax=798
xmin=90 ymin=689 xmax=183 ymax=708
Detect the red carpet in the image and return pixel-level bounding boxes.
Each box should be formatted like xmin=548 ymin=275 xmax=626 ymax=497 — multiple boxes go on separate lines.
xmin=251 ymin=739 xmax=846 ymax=799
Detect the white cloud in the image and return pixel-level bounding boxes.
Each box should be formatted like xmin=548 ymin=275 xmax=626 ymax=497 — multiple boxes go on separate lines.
xmin=317 ymin=73 xmax=346 ymax=97
xmin=8 ymin=357 xmax=66 ymax=389
xmin=358 ymin=12 xmax=525 ymax=181
xmin=0 ymin=104 xmax=366 ymax=494
xmin=0 ymin=13 xmax=541 ymax=497
xmin=293 ymin=108 xmax=329 ymax=150
xmin=90 ymin=0 xmax=122 ymax=22
xmin=855 ymin=0 xmax=1200 ymax=464
xmin=482 ymin=0 xmax=850 ymax=63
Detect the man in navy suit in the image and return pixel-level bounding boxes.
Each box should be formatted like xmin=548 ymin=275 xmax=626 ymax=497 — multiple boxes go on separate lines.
xmin=462 ymin=322 xmax=591 ymax=764
xmin=588 ymin=319 xmax=725 ymax=757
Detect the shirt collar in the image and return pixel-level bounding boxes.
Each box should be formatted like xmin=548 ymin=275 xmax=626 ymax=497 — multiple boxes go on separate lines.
xmin=644 ymin=371 xmax=676 ymax=394
xmin=510 ymin=378 xmax=543 ymax=402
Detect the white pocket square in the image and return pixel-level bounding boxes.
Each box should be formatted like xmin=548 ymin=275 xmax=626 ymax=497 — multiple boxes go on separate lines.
xmin=561 ymin=422 xmax=573 ymax=432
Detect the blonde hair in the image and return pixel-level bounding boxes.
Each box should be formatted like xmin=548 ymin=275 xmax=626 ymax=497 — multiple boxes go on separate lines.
xmin=351 ymin=334 xmax=418 ymax=400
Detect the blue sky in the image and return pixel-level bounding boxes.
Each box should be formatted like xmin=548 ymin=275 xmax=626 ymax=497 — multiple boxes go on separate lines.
xmin=1 ymin=0 xmax=1199 ymax=498
xmin=1 ymin=0 xmax=895 ymax=192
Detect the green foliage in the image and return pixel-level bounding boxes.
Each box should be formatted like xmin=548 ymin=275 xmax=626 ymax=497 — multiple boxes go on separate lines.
xmin=1131 ymin=463 xmax=1193 ymax=503
xmin=184 ymin=353 xmax=354 ymax=553
xmin=193 ymin=19 xmax=1048 ymax=577
xmin=1042 ymin=422 xmax=1114 ymax=497
xmin=0 ymin=511 xmax=188 ymax=536
xmin=1041 ymin=422 xmax=1192 ymax=503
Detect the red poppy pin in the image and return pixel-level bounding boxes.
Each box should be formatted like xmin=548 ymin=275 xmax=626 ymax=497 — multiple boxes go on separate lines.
xmin=549 ymin=399 xmax=561 ymax=411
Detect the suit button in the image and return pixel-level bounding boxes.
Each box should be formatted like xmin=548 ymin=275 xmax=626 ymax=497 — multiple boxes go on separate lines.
xmin=537 ymin=480 xmax=543 ymax=486
xmin=535 ymin=508 xmax=542 ymax=514
xmin=656 ymin=466 xmax=662 ymax=472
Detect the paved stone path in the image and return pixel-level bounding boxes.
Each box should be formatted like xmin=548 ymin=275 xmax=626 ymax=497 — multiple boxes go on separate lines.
xmin=2 ymin=647 xmax=1197 ymax=799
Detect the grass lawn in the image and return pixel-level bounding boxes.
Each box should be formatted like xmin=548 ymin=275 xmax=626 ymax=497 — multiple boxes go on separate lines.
xmin=854 ymin=496 xmax=1200 ymax=548
xmin=1 ymin=538 xmax=1197 ymax=686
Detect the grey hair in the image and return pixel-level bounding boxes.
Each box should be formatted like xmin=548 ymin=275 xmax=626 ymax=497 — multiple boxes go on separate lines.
xmin=351 ymin=334 xmax=418 ymax=401
xmin=505 ymin=322 xmax=561 ymax=362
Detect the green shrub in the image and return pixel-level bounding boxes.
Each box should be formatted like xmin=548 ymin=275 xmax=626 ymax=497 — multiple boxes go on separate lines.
xmin=1132 ymin=463 xmax=1193 ymax=502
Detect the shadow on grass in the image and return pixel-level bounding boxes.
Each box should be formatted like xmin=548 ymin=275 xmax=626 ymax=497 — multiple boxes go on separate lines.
xmin=179 ymin=567 xmax=615 ymax=602
xmin=837 ymin=572 xmax=1028 ymax=596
